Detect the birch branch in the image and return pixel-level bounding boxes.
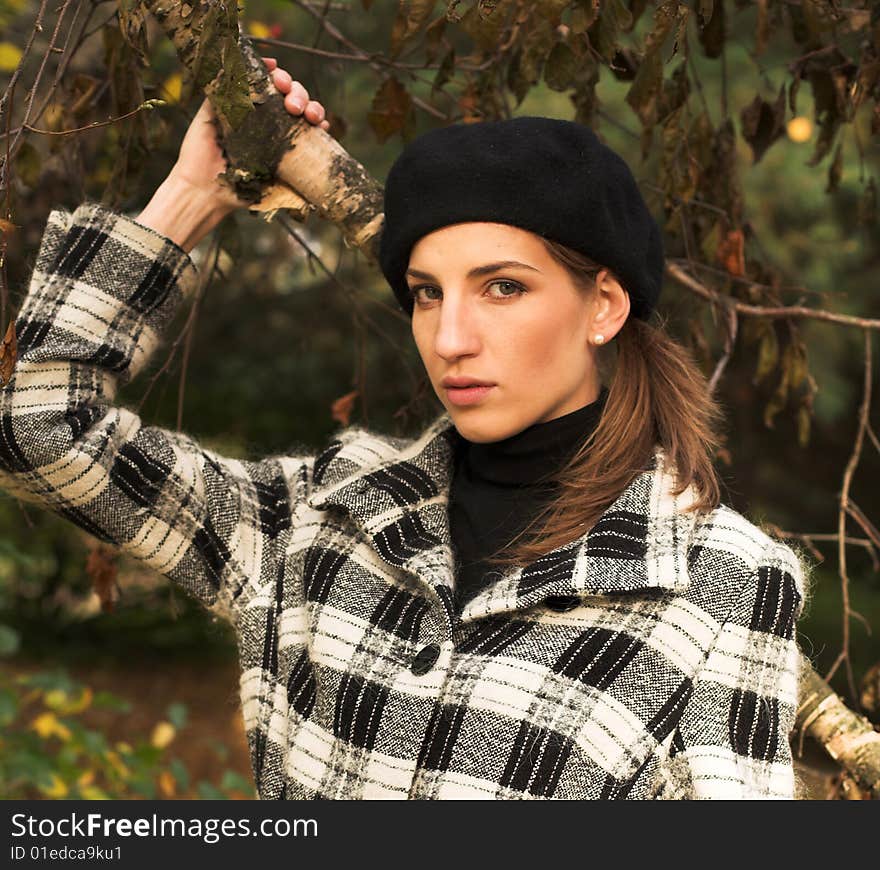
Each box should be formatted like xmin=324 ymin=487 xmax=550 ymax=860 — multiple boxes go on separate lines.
xmin=142 ymin=0 xmax=385 ymax=256
xmin=796 ymin=654 xmax=880 ymax=799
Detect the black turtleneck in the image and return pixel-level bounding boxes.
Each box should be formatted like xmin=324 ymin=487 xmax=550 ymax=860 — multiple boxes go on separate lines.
xmin=449 ymin=386 xmax=609 ymax=610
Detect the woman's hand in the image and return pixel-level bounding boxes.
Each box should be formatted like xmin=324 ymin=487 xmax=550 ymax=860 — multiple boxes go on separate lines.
xmin=138 ymin=58 xmax=332 ymax=251
xmin=168 ymin=57 xmax=331 ymax=216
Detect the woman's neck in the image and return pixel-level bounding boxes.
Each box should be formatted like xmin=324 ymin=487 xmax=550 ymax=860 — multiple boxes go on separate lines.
xmin=454 ymin=386 xmax=609 ymax=487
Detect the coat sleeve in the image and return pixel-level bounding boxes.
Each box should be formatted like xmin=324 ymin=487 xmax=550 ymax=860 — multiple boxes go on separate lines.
xmin=0 ymin=203 xmax=309 ymax=626
xmin=656 ymin=538 xmax=807 ymax=799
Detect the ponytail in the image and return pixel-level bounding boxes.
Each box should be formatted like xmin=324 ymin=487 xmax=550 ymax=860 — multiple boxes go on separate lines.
xmin=483 ymin=241 xmax=725 ymax=571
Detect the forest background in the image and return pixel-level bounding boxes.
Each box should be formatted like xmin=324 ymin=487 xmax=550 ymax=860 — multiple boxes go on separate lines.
xmin=0 ymin=0 xmax=878 ymax=799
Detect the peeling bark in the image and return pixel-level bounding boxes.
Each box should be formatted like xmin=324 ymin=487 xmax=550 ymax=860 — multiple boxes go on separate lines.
xmin=796 ymin=654 xmax=880 ymax=799
xmin=142 ymin=0 xmax=385 ymax=259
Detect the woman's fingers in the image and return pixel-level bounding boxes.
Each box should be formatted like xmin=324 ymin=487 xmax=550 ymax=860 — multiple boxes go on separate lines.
xmin=284 ymin=88 xmax=327 ymax=121
xmin=262 ymin=56 xmax=330 ymax=130
xmin=271 ymin=67 xmax=293 ymax=94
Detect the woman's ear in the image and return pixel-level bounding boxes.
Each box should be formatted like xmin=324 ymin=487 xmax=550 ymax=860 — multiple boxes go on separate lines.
xmin=590 ymin=270 xmax=630 ymax=341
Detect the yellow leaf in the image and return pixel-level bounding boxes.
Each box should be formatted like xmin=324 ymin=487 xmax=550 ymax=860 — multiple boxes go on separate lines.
xmin=104 ymin=749 xmax=130 ymax=779
xmin=77 ymin=769 xmax=96 ymax=787
xmin=151 ymin=721 xmax=176 ymax=749
xmin=38 ymin=773 xmax=68 ymax=798
xmin=45 ymin=686 xmax=92 ymax=714
xmin=162 ymin=72 xmax=182 ymax=103
xmin=0 ymin=42 xmax=22 ymax=73
xmin=80 ymin=785 xmax=109 ymax=800
xmin=31 ymin=712 xmax=72 ymax=742
xmin=158 ymin=770 xmax=176 ymax=797
xmin=247 ymin=21 xmax=271 ymax=39
xmin=115 ymin=740 xmax=133 ymax=754
xmin=44 ymin=102 xmax=64 ymax=131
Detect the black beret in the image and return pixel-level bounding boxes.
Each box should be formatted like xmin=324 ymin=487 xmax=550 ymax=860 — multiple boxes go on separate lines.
xmin=378 ymin=115 xmax=665 ymax=321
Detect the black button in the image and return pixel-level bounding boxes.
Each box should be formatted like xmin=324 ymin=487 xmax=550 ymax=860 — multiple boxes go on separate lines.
xmin=545 ymin=594 xmax=580 ymax=612
xmin=410 ymin=643 xmax=441 ymax=675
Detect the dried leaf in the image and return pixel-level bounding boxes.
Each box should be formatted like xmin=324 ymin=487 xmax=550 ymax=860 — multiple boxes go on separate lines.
xmin=796 ymin=405 xmax=811 ymax=448
xmin=625 ymin=1 xmax=687 ymax=129
xmin=592 ymin=0 xmax=632 ymax=64
xmin=390 ymin=0 xmax=437 ymax=59
xmin=763 ymin=377 xmax=788 ymax=429
xmin=331 ymin=391 xmax=359 ymax=427
xmin=544 ymin=40 xmax=578 ymax=91
xmin=0 ymin=319 xmax=17 ymax=386
xmin=508 ymin=21 xmax=555 ymax=104
xmin=86 ymin=543 xmax=119 ymax=614
xmin=459 ymin=0 xmax=514 ymax=51
xmin=740 ymin=85 xmax=787 ymax=164
xmin=753 ymin=321 xmax=778 ymax=384
xmin=697 ymin=0 xmax=723 ymax=58
xmin=660 ymin=105 xmax=698 ymax=206
xmin=570 ymin=0 xmax=599 ymax=36
xmin=368 ymin=77 xmax=415 ymax=143
xmin=432 ymin=48 xmax=455 ymax=96
xmin=716 ymin=228 xmax=745 ymax=278
xmin=569 ymin=54 xmax=600 ymax=127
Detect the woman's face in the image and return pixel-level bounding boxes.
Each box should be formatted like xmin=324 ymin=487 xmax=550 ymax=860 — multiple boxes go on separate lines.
xmin=408 ymin=222 xmax=629 ymax=443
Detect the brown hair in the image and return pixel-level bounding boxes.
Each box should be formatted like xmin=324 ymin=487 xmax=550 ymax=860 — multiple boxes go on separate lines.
xmin=482 ymin=237 xmax=726 ymax=570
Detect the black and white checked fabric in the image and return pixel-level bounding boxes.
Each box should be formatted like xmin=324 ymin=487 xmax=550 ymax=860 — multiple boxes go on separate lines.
xmin=0 ymin=204 xmax=807 ymax=799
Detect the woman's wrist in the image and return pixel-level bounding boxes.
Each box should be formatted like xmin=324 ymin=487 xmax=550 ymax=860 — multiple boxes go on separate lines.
xmin=135 ymin=172 xmax=232 ymax=253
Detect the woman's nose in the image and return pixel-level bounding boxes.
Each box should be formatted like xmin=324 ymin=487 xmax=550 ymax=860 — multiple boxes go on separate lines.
xmin=433 ymin=299 xmax=480 ymax=361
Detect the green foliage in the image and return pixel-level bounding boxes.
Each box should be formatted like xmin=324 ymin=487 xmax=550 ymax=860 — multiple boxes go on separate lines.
xmin=0 ymin=668 xmax=256 ymax=799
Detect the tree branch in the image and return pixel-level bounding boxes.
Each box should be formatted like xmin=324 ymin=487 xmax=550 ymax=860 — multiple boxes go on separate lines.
xmin=797 ymin=654 xmax=880 ymax=799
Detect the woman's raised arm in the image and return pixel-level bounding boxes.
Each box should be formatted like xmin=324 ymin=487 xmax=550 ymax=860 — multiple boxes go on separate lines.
xmin=0 ymin=59 xmax=329 ymax=627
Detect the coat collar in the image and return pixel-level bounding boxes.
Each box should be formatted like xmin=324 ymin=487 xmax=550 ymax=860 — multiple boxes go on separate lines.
xmin=305 ymin=412 xmax=702 ymax=623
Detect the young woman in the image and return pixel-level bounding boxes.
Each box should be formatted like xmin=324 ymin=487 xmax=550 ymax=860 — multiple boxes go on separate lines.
xmin=0 ymin=59 xmax=806 ymax=800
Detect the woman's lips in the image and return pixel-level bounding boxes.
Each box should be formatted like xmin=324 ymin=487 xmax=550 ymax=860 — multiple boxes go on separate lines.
xmin=444 ymin=385 xmax=494 ymax=406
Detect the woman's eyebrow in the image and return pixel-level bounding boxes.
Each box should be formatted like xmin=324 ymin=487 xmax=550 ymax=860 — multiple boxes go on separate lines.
xmin=405 ymin=260 xmax=542 ymax=281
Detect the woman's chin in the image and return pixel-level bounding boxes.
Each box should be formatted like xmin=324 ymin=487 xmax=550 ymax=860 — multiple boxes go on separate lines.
xmin=449 ymin=412 xmax=521 ymax=444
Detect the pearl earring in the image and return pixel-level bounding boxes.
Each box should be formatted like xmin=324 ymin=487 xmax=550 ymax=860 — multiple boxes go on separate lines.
xmin=594 ymin=334 xmax=605 ymax=345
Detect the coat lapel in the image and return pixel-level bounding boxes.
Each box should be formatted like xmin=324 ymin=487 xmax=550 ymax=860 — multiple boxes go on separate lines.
xmin=305 ymin=411 xmax=702 ymax=623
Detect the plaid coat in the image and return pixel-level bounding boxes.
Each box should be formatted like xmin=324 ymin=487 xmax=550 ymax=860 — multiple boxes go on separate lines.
xmin=1 ymin=204 xmax=807 ymax=800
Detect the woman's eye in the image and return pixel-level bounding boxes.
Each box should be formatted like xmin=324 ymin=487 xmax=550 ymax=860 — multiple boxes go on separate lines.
xmin=487 ymin=280 xmax=526 ymax=299
xmin=407 ymin=280 xmax=526 ymax=305
xmin=408 ymin=285 xmax=441 ymax=305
